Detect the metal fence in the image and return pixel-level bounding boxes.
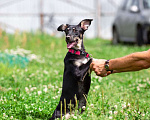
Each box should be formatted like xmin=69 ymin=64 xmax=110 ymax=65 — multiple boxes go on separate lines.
xmin=0 ymin=0 xmax=122 ymax=39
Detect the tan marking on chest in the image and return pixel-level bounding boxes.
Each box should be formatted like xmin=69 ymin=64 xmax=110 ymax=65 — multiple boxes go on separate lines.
xmin=74 ymin=58 xmax=90 ymax=67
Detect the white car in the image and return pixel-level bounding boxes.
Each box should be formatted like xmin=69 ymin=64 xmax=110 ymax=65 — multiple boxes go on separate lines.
xmin=112 ymin=0 xmax=150 ymax=46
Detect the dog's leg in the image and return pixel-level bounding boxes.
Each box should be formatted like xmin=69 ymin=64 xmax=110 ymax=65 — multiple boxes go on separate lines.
xmin=78 ymin=72 xmax=91 ymax=112
xmin=72 ymin=59 xmax=92 ymax=113
xmin=73 ymin=58 xmax=92 ymax=81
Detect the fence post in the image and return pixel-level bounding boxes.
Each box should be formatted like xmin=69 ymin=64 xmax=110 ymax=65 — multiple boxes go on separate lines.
xmin=95 ymin=0 xmax=101 ymax=38
xmin=40 ymin=0 xmax=44 ymax=32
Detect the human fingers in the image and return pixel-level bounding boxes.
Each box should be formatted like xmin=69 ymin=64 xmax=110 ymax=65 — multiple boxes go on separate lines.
xmin=106 ymin=71 xmax=111 ymax=76
xmin=90 ymin=63 xmax=93 ymax=71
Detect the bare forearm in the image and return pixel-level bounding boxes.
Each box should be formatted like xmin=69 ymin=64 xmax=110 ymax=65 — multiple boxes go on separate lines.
xmin=109 ymin=50 xmax=150 ymax=73
xmin=91 ymin=49 xmax=150 ymax=77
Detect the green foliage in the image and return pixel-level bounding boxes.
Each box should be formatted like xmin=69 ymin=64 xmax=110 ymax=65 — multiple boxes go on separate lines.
xmin=0 ymin=31 xmax=150 ymax=119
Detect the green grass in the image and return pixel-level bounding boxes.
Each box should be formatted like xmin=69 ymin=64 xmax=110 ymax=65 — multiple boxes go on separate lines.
xmin=0 ymin=30 xmax=150 ymax=120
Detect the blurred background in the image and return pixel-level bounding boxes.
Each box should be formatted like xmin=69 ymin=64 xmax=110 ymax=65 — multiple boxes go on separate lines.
xmin=0 ymin=0 xmax=123 ymax=39
xmin=0 ymin=1 xmax=150 ymax=119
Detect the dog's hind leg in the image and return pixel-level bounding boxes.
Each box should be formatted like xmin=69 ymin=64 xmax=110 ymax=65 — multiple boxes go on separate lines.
xmin=78 ymin=94 xmax=87 ymax=113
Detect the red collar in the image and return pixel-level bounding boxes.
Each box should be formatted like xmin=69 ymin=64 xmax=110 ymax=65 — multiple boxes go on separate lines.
xmin=68 ymin=49 xmax=90 ymax=58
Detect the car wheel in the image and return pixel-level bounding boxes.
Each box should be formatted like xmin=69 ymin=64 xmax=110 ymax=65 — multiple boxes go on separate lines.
xmin=136 ymin=26 xmax=144 ymax=46
xmin=112 ymin=28 xmax=120 ymax=45
xmin=148 ymin=31 xmax=150 ymax=44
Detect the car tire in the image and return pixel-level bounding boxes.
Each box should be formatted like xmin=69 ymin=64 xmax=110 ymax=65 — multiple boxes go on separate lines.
xmin=148 ymin=31 xmax=150 ymax=44
xmin=112 ymin=28 xmax=120 ymax=45
xmin=136 ymin=26 xmax=144 ymax=46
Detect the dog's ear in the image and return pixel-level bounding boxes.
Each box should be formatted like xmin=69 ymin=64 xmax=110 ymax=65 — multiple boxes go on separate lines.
xmin=57 ymin=24 xmax=68 ymax=32
xmin=79 ymin=19 xmax=93 ymax=31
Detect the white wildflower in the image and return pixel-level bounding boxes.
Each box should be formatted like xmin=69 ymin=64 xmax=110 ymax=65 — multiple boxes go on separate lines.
xmin=82 ymin=106 xmax=86 ymax=110
xmin=109 ymin=116 xmax=113 ymax=119
xmin=3 ymin=113 xmax=6 ymax=117
xmin=25 ymin=87 xmax=29 ymax=92
xmin=39 ymin=108 xmax=43 ymax=111
xmin=8 ymin=87 xmax=12 ymax=91
xmin=95 ymin=85 xmax=100 ymax=89
xmin=138 ymin=111 xmax=141 ymax=114
xmin=29 ymin=54 xmax=37 ymax=61
xmin=90 ymin=104 xmax=94 ymax=108
xmin=43 ymin=87 xmax=48 ymax=93
xmin=29 ymin=73 xmax=35 ymax=78
xmin=43 ymin=70 xmax=49 ymax=74
xmin=127 ymin=103 xmax=131 ymax=107
xmin=137 ymin=86 xmax=140 ymax=91
xmin=12 ymin=75 xmax=15 ymax=78
xmin=98 ymin=77 xmax=102 ymax=82
xmin=122 ymin=103 xmax=126 ymax=109
xmin=54 ymin=70 xmax=59 ymax=75
xmin=114 ymin=105 xmax=117 ymax=109
xmin=121 ymin=110 xmax=123 ymax=113
xmin=30 ymin=110 xmax=33 ymax=113
xmin=65 ymin=113 xmax=70 ymax=119
xmin=114 ymin=111 xmax=118 ymax=115
xmin=38 ymin=91 xmax=42 ymax=95
xmin=73 ymin=115 xmax=77 ymax=119
xmin=30 ymin=87 xmax=37 ymax=91
xmin=55 ymin=96 xmax=58 ymax=99
xmin=10 ymin=116 xmax=13 ymax=119
xmin=109 ymin=111 xmax=112 ymax=114
xmin=43 ymin=85 xmax=47 ymax=88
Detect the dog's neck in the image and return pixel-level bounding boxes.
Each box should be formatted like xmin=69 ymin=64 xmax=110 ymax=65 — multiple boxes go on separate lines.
xmin=68 ymin=48 xmax=90 ymax=58
xmin=81 ymin=39 xmax=85 ymax=51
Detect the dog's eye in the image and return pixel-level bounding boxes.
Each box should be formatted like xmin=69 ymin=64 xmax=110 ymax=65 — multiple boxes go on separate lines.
xmin=73 ymin=28 xmax=76 ymax=32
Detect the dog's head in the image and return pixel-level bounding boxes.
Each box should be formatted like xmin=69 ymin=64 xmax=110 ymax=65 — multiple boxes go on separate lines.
xmin=57 ymin=19 xmax=93 ymax=50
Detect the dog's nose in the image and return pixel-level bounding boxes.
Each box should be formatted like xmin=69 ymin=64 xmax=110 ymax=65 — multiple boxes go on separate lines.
xmin=66 ymin=36 xmax=70 ymax=41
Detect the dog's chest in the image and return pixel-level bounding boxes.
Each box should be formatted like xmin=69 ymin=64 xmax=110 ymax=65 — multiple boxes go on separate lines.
xmin=74 ymin=57 xmax=90 ymax=67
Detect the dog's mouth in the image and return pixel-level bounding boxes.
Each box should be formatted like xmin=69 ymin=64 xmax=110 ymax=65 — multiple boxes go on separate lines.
xmin=67 ymin=42 xmax=77 ymax=49
xmin=67 ymin=38 xmax=79 ymax=49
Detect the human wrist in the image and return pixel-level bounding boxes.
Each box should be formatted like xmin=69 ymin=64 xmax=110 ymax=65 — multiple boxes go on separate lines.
xmin=108 ymin=59 xmax=113 ymax=70
xmin=105 ymin=60 xmax=113 ymax=73
xmin=107 ymin=60 xmax=119 ymax=74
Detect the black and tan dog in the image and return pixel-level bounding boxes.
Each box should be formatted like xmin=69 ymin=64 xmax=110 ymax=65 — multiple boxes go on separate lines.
xmin=50 ymin=19 xmax=93 ymax=120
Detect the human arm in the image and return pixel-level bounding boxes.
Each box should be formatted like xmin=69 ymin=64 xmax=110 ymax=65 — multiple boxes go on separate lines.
xmin=91 ymin=49 xmax=150 ymax=77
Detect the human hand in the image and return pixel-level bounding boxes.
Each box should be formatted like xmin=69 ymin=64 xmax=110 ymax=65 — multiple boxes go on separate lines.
xmin=90 ymin=59 xmax=111 ymax=77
